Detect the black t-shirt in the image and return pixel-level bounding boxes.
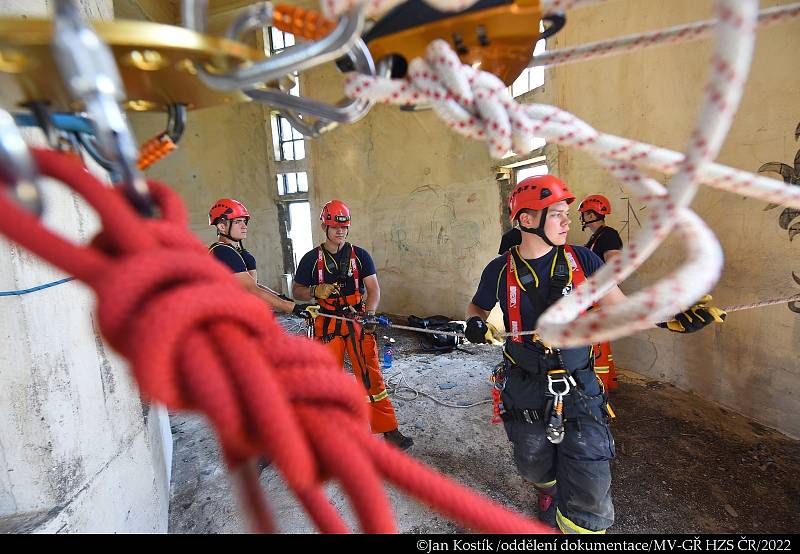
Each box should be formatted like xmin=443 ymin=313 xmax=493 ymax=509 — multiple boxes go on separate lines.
xmin=210 ymin=242 xmax=257 ymax=273
xmin=471 ymin=245 xmax=603 ymax=355
xmin=295 ymin=243 xmax=376 ymax=296
xmin=498 ymin=228 xmax=522 ymax=254
xmin=585 ymin=226 xmax=623 ymax=262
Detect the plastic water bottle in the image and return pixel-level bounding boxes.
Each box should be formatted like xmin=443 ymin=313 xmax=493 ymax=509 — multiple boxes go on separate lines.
xmin=382 ymin=336 xmax=395 ymax=369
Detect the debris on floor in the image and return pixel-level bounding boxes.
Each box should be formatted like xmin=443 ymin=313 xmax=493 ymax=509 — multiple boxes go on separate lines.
xmin=168 ymin=316 xmax=800 ymax=533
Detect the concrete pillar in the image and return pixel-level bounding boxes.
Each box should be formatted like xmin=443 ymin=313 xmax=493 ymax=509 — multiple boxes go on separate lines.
xmin=0 ymin=1 xmax=171 ymax=533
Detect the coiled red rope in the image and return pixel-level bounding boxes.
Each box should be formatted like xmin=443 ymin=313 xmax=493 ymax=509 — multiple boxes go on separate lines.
xmin=0 ymin=149 xmax=554 ymax=534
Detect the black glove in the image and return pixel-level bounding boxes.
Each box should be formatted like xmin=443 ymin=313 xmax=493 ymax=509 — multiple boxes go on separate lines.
xmin=465 ymin=316 xmax=489 ymax=344
xmin=291 ymin=303 xmax=315 ymax=319
xmin=362 ymin=311 xmax=379 ymax=334
xmin=657 ymin=295 xmax=727 ymax=333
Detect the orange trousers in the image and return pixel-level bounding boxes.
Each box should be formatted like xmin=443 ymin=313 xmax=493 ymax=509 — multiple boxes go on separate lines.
xmin=593 ymin=341 xmax=618 ymax=392
xmin=313 ymin=317 xmax=398 ymax=434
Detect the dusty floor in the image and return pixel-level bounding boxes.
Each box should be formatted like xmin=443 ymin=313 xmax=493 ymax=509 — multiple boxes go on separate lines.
xmin=168 ymin=315 xmax=800 ymax=534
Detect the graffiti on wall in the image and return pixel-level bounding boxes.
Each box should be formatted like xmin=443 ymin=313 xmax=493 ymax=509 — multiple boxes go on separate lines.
xmin=616 ymin=184 xmax=647 ymax=244
xmin=385 ymin=185 xmax=482 ymax=273
xmin=757 ymin=121 xmax=800 ymax=314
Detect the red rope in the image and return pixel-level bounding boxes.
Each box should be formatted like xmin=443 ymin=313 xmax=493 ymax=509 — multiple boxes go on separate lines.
xmin=0 ymin=149 xmax=556 ymax=534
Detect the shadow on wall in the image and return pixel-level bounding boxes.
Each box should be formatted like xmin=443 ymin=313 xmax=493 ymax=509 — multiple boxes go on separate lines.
xmin=757 ymin=121 xmax=800 ymax=314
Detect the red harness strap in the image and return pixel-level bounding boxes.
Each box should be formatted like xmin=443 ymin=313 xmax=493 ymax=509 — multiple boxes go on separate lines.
xmin=564 ymin=245 xmax=586 ymax=287
xmin=506 ymin=249 xmax=524 ymax=344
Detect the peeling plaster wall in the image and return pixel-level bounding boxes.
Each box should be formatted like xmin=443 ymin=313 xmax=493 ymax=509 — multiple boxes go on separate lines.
xmin=0 ymin=1 xmax=170 ymax=533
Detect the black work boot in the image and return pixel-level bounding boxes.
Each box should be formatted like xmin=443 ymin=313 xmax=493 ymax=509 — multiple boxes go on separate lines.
xmin=383 ymin=429 xmax=414 ymax=451
xmin=256 ymin=457 xmax=272 ymax=475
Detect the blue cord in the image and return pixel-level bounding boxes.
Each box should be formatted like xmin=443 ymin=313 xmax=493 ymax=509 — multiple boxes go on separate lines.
xmin=13 ymin=113 xmax=95 ymax=135
xmin=0 ymin=277 xmax=75 ymax=297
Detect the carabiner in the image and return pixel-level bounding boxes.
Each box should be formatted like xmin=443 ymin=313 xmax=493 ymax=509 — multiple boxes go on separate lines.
xmin=546 ymin=373 xmax=572 ymax=397
xmin=0 ymin=110 xmax=44 ymax=216
xmin=52 ymin=0 xmax=152 ymax=216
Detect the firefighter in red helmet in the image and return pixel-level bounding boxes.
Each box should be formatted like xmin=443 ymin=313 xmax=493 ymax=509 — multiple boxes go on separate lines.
xmin=465 ymin=176 xmax=725 ymax=533
xmin=579 ymin=194 xmax=622 ymax=262
xmin=208 ymin=198 xmax=309 ymax=317
xmin=578 ymin=194 xmax=624 ymax=392
xmin=293 ymin=200 xmax=413 ymax=451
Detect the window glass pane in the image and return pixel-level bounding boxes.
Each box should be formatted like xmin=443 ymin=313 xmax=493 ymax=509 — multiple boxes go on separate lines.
xmin=530 ymin=67 xmax=544 ymax=90
xmin=282 ymin=140 xmax=295 ymax=161
xmin=534 ymin=37 xmax=546 ymax=56
xmin=294 ymin=140 xmax=305 ymax=160
xmin=270 ymin=28 xmax=284 ymax=51
xmin=286 ymin=172 xmax=298 ymax=194
xmin=288 ymin=202 xmax=312 ymax=269
xmin=289 ymin=76 xmax=300 ymax=97
xmin=297 ymin=172 xmax=308 ymax=192
xmin=277 ymin=174 xmax=285 ymax=195
xmin=530 ymin=39 xmax=545 ymax=90
xmin=516 ymin=164 xmax=549 ymax=183
xmin=270 ymin=115 xmax=281 ymax=159
xmin=512 ymin=68 xmax=529 ymax=98
xmin=291 ymin=124 xmax=303 ymax=140
xmin=280 ymin=116 xmax=292 ymax=140
xmin=510 ymin=22 xmax=546 ymax=97
xmin=283 ymin=33 xmax=295 ymax=48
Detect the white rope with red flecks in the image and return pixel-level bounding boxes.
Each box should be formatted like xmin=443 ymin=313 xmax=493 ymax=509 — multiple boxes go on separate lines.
xmin=530 ymin=3 xmax=800 ymax=69
xmin=324 ymin=0 xmax=800 ymax=347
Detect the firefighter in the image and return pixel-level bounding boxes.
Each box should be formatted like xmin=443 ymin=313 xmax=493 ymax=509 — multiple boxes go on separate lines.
xmin=293 ymin=200 xmax=413 ymax=451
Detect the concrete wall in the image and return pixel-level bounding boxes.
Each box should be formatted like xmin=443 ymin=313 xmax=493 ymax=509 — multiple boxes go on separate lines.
xmin=0 ymin=1 xmax=170 ymax=533
xmin=543 ymin=0 xmax=800 ymax=438
xmin=130 ymin=101 xmax=286 ymax=290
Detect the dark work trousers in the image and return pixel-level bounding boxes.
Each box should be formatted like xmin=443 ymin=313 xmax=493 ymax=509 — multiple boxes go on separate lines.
xmin=502 ymin=366 xmax=615 ymax=532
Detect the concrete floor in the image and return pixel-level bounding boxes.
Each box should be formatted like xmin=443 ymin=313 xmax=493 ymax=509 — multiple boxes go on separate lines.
xmin=167 ymin=317 xmax=800 ymax=534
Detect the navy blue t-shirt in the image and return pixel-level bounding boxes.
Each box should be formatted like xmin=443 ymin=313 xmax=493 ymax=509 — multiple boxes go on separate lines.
xmin=472 ymin=245 xmax=603 ymax=346
xmin=295 ymin=243 xmax=376 ymax=296
xmin=210 ymin=242 xmax=257 ymax=273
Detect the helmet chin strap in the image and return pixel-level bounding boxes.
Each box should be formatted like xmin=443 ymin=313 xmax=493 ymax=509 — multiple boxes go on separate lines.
xmin=218 ymin=220 xmax=244 ymax=248
xmin=519 ymin=207 xmax=557 ymax=247
xmin=580 ymin=211 xmax=604 ymax=231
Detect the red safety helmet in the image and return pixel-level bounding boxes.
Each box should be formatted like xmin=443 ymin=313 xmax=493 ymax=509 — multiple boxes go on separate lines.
xmin=508 ymin=175 xmax=575 ymax=224
xmin=320 ymin=200 xmax=351 ymax=227
xmin=579 ymin=194 xmax=612 ymax=216
xmin=209 ymin=198 xmax=250 ymax=226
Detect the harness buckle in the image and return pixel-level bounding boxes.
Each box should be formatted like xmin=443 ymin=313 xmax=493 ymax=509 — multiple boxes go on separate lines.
xmin=546 ymin=373 xmax=572 ymax=397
